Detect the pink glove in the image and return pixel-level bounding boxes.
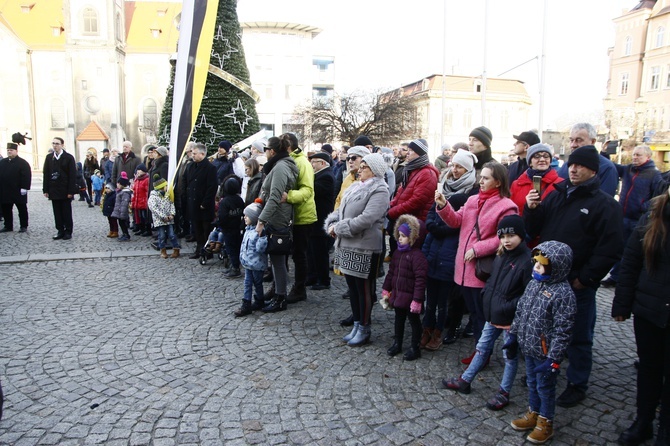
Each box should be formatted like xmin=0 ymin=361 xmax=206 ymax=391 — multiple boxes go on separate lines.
xmin=382 ymin=289 xmax=391 ymax=299
xmin=410 ymin=300 xmax=422 ymax=314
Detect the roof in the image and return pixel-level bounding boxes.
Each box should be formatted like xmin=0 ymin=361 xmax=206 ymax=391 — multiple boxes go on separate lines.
xmin=652 ymin=5 xmax=670 ymax=17
xmin=0 ymin=0 xmax=65 ymax=49
xmin=630 ymin=0 xmax=657 ymax=12
xmin=398 ymin=74 xmax=529 ymax=97
xmin=241 ymin=22 xmax=322 ymax=38
xmin=76 ymin=121 xmax=109 ymax=141
xmin=124 ymin=1 xmax=180 ymax=53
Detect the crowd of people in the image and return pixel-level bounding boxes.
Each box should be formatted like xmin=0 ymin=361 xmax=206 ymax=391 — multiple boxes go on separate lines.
xmin=2 ymin=122 xmax=670 ymax=444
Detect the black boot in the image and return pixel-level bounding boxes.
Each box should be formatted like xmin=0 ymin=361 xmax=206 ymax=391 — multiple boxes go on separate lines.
xmin=263 ymin=285 xmax=275 ymax=301
xmin=403 ymin=344 xmax=421 ymax=361
xmin=387 ymin=340 xmax=402 ymax=357
xmin=340 ymin=314 xmax=354 ymax=327
xmin=250 ymin=297 xmax=265 ymax=311
xmin=619 ymin=419 xmax=653 ymax=445
xmin=286 ymin=285 xmax=306 ymax=303
xmin=656 ymin=424 xmax=670 ymax=446
xmin=262 ymin=294 xmax=286 ymax=313
xmin=234 ymin=300 xmax=253 ymax=317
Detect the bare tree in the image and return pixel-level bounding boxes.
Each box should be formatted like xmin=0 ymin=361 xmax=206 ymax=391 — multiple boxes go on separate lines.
xmin=293 ymin=89 xmax=418 ymax=146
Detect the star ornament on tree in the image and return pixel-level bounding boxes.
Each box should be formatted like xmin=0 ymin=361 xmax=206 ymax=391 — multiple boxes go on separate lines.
xmin=192 ymin=114 xmax=225 ymax=146
xmin=225 ymin=100 xmax=253 ymax=133
xmin=211 ymin=26 xmax=238 ymax=70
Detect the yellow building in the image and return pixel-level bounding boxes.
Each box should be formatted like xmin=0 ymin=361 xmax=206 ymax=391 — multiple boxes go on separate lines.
xmin=604 ymin=0 xmax=670 ymax=166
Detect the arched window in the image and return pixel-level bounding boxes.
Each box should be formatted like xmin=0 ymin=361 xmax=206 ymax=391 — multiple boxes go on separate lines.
xmin=656 ymin=26 xmax=664 ymax=48
xmin=50 ymin=98 xmax=66 ymax=129
xmin=142 ymin=98 xmax=158 ymax=131
xmin=624 ymin=36 xmax=632 ymax=56
xmin=83 ymin=7 xmax=98 ymax=35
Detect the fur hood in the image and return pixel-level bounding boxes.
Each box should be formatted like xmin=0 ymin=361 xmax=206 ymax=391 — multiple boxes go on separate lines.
xmin=393 ymin=214 xmax=422 ymax=248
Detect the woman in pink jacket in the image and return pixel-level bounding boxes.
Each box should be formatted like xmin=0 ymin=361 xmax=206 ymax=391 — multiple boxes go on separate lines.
xmin=435 ymin=161 xmax=518 ymax=362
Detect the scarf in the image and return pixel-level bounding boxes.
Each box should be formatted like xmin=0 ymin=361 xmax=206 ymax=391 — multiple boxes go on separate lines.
xmin=477 ymin=188 xmax=499 ymax=208
xmin=397 ymin=242 xmax=411 ymax=252
xmin=262 ymin=151 xmax=290 ymax=175
xmin=526 ymin=167 xmax=552 ymax=179
xmin=401 ymin=154 xmax=430 ymax=188
xmin=342 ymin=176 xmax=385 ymax=205
xmin=442 ymin=168 xmax=477 ymax=198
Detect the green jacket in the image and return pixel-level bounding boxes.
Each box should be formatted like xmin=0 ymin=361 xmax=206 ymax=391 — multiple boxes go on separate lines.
xmin=288 ymin=149 xmax=317 ymax=225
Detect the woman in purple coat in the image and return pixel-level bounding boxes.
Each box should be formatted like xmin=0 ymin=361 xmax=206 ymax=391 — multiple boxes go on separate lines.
xmin=435 ymin=161 xmax=518 ymax=363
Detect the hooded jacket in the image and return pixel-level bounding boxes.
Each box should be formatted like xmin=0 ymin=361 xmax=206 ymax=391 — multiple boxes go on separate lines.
xmin=287 ymin=148 xmax=317 ymax=225
xmin=216 ymin=177 xmax=245 ymax=232
xmin=616 ymin=160 xmax=663 ymax=221
xmin=511 ymin=240 xmax=577 ymax=362
xmin=240 ymin=226 xmax=268 ymax=271
xmin=147 ymin=189 xmax=175 ymax=226
xmin=382 ymin=214 xmax=428 ymax=310
xmin=258 ymin=154 xmax=299 ymax=228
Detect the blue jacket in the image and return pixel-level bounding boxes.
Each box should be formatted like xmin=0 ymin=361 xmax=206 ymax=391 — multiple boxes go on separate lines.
xmin=240 ymin=226 xmax=268 ymax=271
xmin=557 ymin=152 xmax=619 ymax=196
xmin=91 ymin=174 xmax=105 ymax=191
xmin=615 ymin=160 xmax=663 ymax=220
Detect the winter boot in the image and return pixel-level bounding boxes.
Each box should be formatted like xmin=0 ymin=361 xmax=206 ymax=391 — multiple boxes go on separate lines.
xmin=250 ymin=298 xmax=265 ymax=311
xmin=262 ymin=294 xmax=287 ymax=313
xmin=511 ymin=408 xmax=539 ymax=431
xmin=425 ymin=329 xmax=443 ymax=351
xmin=348 ymin=324 xmax=371 ymax=347
xmin=618 ymin=418 xmax=653 ymax=445
xmin=527 ymin=416 xmax=553 ymax=444
xmin=108 ymin=231 xmax=118 ymax=238
xmin=212 ymin=242 xmax=222 ymax=253
xmin=403 ymin=344 xmax=421 ymax=361
xmin=263 ymin=285 xmax=275 ymax=301
xmin=387 ymin=338 xmax=403 ymax=356
xmin=234 ymin=300 xmax=253 ymax=317
xmin=160 ymin=248 xmax=168 ymax=259
xmin=343 ymin=322 xmax=360 ymax=343
xmin=419 ymin=328 xmax=432 ymax=349
xmin=170 ymin=249 xmax=180 ymax=258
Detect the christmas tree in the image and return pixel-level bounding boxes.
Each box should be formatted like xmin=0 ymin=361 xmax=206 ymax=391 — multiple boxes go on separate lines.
xmin=158 ymin=0 xmax=260 ymax=155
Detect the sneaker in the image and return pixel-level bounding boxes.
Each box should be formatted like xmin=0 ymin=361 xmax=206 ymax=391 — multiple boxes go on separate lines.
xmin=118 ymin=234 xmax=130 ymax=242
xmin=441 ymin=377 xmax=471 ymax=394
xmin=600 ymin=277 xmax=617 ymax=288
xmin=486 ymin=389 xmax=510 ymax=411
xmin=556 ymin=385 xmax=586 ymax=408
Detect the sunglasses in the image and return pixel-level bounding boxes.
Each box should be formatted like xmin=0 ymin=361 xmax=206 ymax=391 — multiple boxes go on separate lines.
xmin=358 ymin=164 xmax=370 ymax=171
xmin=346 ymin=155 xmax=359 ymax=162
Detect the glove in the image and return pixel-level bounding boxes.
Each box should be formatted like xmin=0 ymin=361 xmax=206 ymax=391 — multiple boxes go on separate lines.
xmin=532 ymin=358 xmax=560 ymax=376
xmin=501 ymin=333 xmax=518 ymax=360
xmin=382 ymin=289 xmax=391 ymax=299
xmin=410 ymin=300 xmax=422 ymax=314
xmin=20 ymin=188 xmax=27 ymax=195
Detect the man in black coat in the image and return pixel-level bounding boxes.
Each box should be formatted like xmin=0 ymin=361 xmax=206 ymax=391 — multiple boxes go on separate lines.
xmin=185 ymin=143 xmax=218 ymax=258
xmin=0 ymin=143 xmax=32 ymax=232
xmin=306 ymin=152 xmax=335 ymax=289
xmin=43 ymin=137 xmax=78 ymax=239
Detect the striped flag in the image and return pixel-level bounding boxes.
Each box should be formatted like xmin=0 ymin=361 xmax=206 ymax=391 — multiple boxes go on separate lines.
xmin=167 ymin=0 xmax=219 ymax=193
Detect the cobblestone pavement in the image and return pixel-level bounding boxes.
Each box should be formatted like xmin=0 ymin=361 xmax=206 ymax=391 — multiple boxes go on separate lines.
xmin=0 ymin=187 xmax=637 ymax=445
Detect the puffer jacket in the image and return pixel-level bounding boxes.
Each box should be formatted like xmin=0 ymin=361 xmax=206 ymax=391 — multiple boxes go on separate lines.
xmin=511 ymin=241 xmax=577 ymax=362
xmin=422 ymin=194 xmax=468 ymax=281
xmin=382 ymin=215 xmax=428 ymax=310
xmin=481 ymin=243 xmax=533 ymax=326
xmin=287 ymin=149 xmax=317 ymax=225
xmin=612 ymin=202 xmax=670 ymax=327
xmin=147 ymin=190 xmax=175 ymax=227
xmin=240 ymin=226 xmax=268 ymax=271
xmin=510 ymin=169 xmax=563 ymax=217
xmin=111 ymin=187 xmax=132 ymax=220
xmin=216 ymin=177 xmax=244 ymax=233
xmin=102 ymin=189 xmax=116 ymax=217
xmin=616 ymin=160 xmax=663 ymax=220
xmin=131 ymin=173 xmax=149 ymax=210
xmin=437 ymin=193 xmax=518 ymax=288
xmin=388 ymin=164 xmax=439 ymax=221
xmin=258 ymin=155 xmax=298 ymax=228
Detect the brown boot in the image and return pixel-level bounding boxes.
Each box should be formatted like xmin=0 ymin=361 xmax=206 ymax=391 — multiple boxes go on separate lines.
xmin=425 ymin=329 xmax=443 ymax=351
xmin=108 ymin=231 xmax=118 ymax=238
xmin=419 ymin=328 xmax=432 ymax=349
xmin=160 ymin=248 xmax=168 ymax=259
xmin=212 ymin=242 xmax=222 ymax=253
xmin=527 ymin=416 xmax=553 ymax=444
xmin=170 ymin=248 xmax=180 ymax=258
xmin=511 ymin=408 xmax=538 ymax=431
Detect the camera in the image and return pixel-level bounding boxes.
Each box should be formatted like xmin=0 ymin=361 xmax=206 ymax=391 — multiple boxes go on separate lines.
xmin=51 ymin=172 xmax=60 ymax=181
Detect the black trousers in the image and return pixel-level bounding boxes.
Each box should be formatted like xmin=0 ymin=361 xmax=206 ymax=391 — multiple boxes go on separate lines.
xmin=634 ymin=316 xmax=670 ymax=428
xmin=193 ymin=218 xmax=211 ymax=253
xmin=394 ymin=307 xmax=422 ymax=347
xmin=51 ymin=199 xmax=73 ymax=235
xmin=307 ymin=233 xmax=331 ymax=286
xmin=1 ymin=202 xmax=28 ymax=229
xmin=291 ymin=223 xmax=313 ymax=289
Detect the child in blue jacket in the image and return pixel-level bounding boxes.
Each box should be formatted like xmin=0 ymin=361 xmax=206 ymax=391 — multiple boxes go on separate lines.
xmin=234 ymin=203 xmax=268 ymax=317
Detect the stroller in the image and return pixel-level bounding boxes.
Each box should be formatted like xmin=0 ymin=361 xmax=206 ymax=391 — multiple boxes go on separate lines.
xmin=199 ymin=238 xmax=230 ymax=266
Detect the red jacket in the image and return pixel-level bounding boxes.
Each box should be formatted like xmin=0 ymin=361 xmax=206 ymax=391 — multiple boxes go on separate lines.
xmin=510 ymin=169 xmax=563 ymax=217
xmin=388 ymin=164 xmax=439 ymax=221
xmin=131 ymin=174 xmax=149 ymax=210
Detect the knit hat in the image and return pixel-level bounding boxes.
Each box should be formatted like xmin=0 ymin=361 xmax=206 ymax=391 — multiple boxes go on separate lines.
xmin=513 ymin=131 xmax=541 ymax=147
xmin=497 ymin=214 xmax=526 ymax=239
xmin=309 ymin=152 xmax=331 ymax=163
xmin=362 ymin=153 xmax=387 ymax=178
xmin=105 ymin=183 xmax=114 ymax=191
xmin=102 ymin=148 xmax=109 ymax=153
xmin=398 ymin=223 xmax=411 ymax=237
xmin=218 ymin=140 xmax=232 ymax=150
xmin=408 ymin=138 xmax=429 ymax=156
xmin=568 ymin=145 xmax=599 ymax=173
xmin=94 ymin=169 xmax=100 ymax=175
xmin=354 ymin=135 xmax=373 ymax=147
xmin=451 ymin=149 xmax=477 ymax=172
xmin=347 ymin=146 xmax=370 ymax=159
xmin=120 ymin=171 xmax=128 ymax=180
xmin=153 ymin=174 xmax=167 ymax=190
xmin=155 ymin=146 xmax=168 ymax=157
xmin=527 ymin=143 xmax=554 ymax=161
xmin=136 ymin=163 xmax=147 ymax=173
xmin=118 ymin=177 xmax=130 ymax=187
xmin=251 ymin=139 xmax=266 ymax=153
xmin=243 ymin=203 xmax=262 ymax=225
xmin=321 ymin=144 xmax=333 ymax=155
xmin=469 ymin=126 xmax=493 ymax=149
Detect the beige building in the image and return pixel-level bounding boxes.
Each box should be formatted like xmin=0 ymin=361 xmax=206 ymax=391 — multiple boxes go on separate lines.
xmin=604 ymin=0 xmax=670 ymax=167
xmin=396 ymin=74 xmax=532 ymax=161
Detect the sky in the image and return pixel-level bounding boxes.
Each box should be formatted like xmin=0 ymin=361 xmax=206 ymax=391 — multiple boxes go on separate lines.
xmin=237 ymin=0 xmax=635 ymax=132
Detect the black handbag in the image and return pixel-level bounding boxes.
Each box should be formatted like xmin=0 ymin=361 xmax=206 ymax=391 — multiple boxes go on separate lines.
xmin=265 ymin=223 xmax=293 ymax=255
xmin=474 ymin=217 xmax=495 ymax=282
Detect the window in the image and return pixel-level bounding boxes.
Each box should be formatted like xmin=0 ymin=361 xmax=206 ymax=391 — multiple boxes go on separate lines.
xmin=624 ymin=36 xmax=632 ymax=56
xmin=501 ymin=110 xmax=509 ymax=133
xmin=474 ymin=81 xmax=482 ymax=93
xmin=142 ymin=98 xmax=158 ymax=131
xmin=666 ymin=65 xmax=670 ymax=88
xmin=620 ymin=72 xmax=629 ymax=95
xmin=444 ymin=108 xmax=453 ymax=132
xmin=83 ymin=7 xmax=99 ymax=35
xmin=650 ymin=66 xmax=661 ymax=90
xmin=463 ymin=108 xmax=472 ymax=129
xmin=50 ymin=98 xmax=66 ymax=129
xmin=115 ymin=12 xmax=123 ymax=42
xmin=656 ymin=27 xmax=665 ymax=48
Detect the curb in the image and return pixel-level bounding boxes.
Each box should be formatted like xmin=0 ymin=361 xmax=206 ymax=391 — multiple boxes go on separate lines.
xmin=0 ymin=249 xmax=159 ymax=264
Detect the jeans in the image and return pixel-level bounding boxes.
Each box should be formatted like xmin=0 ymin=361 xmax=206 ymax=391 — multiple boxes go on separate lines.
xmin=461 ymin=286 xmax=485 ymax=342
xmin=208 ymin=229 xmax=225 ymax=244
xmin=565 ymin=286 xmax=596 ymax=391
xmin=526 ymin=356 xmax=559 ymax=420
xmin=157 ymin=224 xmax=180 ymax=250
xmin=608 ymin=217 xmax=637 ymax=282
xmin=244 ymin=269 xmax=265 ymax=302
xmin=223 ymin=231 xmax=241 ymax=268
xmin=634 ymin=316 xmax=670 ymax=426
xmin=93 ymin=190 xmax=102 ymax=205
xmin=461 ymin=322 xmax=518 ymax=393
xmin=423 ymin=278 xmax=452 ymax=331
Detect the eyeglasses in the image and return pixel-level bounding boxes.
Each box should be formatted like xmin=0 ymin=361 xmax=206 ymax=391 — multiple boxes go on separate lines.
xmin=52 ymin=142 xmax=61 ymax=145
xmin=346 ymin=155 xmax=359 ymax=162
xmin=532 ymin=153 xmax=551 ymax=160
xmin=358 ymin=164 xmax=370 ymax=171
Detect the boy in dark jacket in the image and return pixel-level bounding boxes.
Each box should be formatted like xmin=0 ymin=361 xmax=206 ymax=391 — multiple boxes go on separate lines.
xmin=508 ymin=240 xmax=576 ymax=444
xmin=214 ymin=176 xmax=244 ymax=278
xmin=442 ymin=215 xmax=532 ymax=411
xmin=101 ymin=183 xmax=117 ymax=238
xmin=382 ymin=214 xmax=428 ymax=361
